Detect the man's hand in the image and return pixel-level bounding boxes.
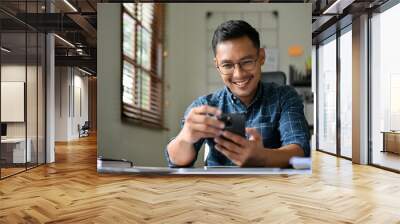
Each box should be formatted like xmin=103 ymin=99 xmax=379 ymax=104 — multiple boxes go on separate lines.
xmin=214 ymin=128 xmax=266 ymax=167
xmin=168 ymin=105 xmax=224 ymax=166
xmin=177 ymin=105 xmax=225 ymax=144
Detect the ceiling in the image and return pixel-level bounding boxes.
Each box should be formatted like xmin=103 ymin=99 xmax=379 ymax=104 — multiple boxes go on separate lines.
xmin=0 ymin=0 xmax=393 ymax=74
xmin=0 ymin=0 xmax=100 ymax=74
xmin=310 ymin=0 xmax=389 ymax=43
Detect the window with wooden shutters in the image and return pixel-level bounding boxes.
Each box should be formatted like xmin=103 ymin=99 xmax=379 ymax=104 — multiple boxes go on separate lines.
xmin=121 ymin=3 xmax=164 ymax=128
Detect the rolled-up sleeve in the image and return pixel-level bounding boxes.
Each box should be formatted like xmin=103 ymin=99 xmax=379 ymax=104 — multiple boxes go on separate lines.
xmin=164 ymin=99 xmax=206 ymax=167
xmin=278 ymin=86 xmax=311 ymax=157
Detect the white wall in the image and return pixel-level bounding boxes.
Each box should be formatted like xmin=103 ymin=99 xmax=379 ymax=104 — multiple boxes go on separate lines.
xmin=1 ymin=64 xmax=46 ymax=163
xmin=1 ymin=65 xmax=27 ymax=140
xmin=164 ymin=3 xmax=311 ymax=136
xmin=54 ymin=67 xmax=89 ymax=141
xmin=55 ymin=67 xmax=68 ymax=141
xmin=74 ymin=73 xmax=89 ymax=136
xmin=97 ymin=3 xmax=311 ymax=166
xmin=165 ymin=3 xmax=311 ymax=96
xmin=1 ymin=82 xmax=25 ymax=122
xmin=1 ymin=65 xmax=37 ymax=138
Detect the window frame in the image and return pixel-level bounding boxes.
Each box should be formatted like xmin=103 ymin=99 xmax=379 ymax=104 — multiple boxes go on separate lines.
xmin=315 ymin=18 xmax=353 ymax=161
xmin=120 ymin=3 xmax=165 ymax=129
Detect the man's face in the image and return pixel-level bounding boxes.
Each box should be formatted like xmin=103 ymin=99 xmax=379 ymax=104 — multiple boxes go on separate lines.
xmin=214 ymin=36 xmax=265 ymax=103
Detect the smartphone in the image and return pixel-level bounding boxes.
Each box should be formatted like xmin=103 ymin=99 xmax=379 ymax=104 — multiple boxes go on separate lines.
xmin=217 ymin=113 xmax=246 ymax=139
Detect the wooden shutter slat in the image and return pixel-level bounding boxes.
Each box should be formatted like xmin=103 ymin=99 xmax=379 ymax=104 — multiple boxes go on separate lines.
xmin=123 ymin=104 xmax=161 ymax=117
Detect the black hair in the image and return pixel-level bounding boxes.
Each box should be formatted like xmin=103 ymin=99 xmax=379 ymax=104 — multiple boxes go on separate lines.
xmin=212 ymin=20 xmax=260 ymax=56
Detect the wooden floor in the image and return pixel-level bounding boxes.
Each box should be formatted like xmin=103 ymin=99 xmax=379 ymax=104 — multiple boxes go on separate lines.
xmin=1 ymin=135 xmax=400 ymax=223
xmin=372 ymin=151 xmax=400 ymax=171
xmin=1 ymin=163 xmax=45 ymax=178
xmin=1 ymin=167 xmax=26 ymax=178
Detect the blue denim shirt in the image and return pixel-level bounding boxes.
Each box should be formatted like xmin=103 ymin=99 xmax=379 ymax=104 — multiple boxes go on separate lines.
xmin=165 ymin=82 xmax=310 ymax=167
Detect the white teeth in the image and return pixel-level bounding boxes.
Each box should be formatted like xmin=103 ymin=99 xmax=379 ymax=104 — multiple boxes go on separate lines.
xmin=233 ymin=78 xmax=250 ymax=87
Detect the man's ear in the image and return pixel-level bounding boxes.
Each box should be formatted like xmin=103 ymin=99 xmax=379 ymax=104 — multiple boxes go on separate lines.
xmin=214 ymin=58 xmax=218 ymax=68
xmin=259 ymin=48 xmax=266 ymax=65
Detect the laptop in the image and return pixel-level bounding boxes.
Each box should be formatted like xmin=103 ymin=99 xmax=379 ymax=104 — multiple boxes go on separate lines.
xmin=97 ymin=157 xmax=311 ymax=175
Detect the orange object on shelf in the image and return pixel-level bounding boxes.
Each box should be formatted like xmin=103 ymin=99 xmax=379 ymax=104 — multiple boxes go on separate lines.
xmin=288 ymin=45 xmax=304 ymax=57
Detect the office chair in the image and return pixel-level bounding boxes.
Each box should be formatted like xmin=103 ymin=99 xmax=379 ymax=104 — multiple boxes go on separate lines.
xmin=79 ymin=121 xmax=90 ymax=138
xmin=260 ymin=71 xmax=287 ymax=86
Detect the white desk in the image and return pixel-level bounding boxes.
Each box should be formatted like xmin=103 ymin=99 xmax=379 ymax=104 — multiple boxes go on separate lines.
xmin=1 ymin=138 xmax=31 ymax=163
xmin=97 ymin=159 xmax=312 ymax=175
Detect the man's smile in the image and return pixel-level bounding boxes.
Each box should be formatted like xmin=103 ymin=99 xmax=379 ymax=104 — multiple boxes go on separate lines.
xmin=231 ymin=76 xmax=253 ymax=88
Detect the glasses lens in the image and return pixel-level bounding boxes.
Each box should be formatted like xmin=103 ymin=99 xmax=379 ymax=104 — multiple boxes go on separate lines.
xmin=220 ymin=64 xmax=234 ymax=75
xmin=240 ymin=60 xmax=256 ymax=71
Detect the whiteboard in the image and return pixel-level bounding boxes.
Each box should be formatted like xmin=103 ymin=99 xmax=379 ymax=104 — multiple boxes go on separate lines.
xmin=1 ymin=82 xmax=25 ymax=122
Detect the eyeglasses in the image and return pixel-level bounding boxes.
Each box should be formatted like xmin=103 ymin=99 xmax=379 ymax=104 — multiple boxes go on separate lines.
xmin=216 ymin=57 xmax=258 ymax=75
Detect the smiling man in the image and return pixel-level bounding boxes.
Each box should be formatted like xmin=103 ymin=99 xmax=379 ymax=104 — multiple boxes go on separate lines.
xmin=165 ymin=20 xmax=310 ymax=168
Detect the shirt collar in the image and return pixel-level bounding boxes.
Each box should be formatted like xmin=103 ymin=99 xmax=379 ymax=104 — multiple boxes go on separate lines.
xmin=224 ymin=81 xmax=264 ymax=108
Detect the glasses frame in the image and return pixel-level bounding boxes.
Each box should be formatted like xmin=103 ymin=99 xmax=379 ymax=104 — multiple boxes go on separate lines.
xmin=216 ymin=54 xmax=260 ymax=75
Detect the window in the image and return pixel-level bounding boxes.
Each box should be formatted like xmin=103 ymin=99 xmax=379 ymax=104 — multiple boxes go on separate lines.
xmin=317 ymin=36 xmax=337 ymax=154
xmin=339 ymin=27 xmax=352 ymax=158
xmin=317 ymin=27 xmax=352 ymax=158
xmin=370 ymin=3 xmax=400 ymax=171
xmin=121 ymin=3 xmax=164 ymax=127
xmin=0 ymin=1 xmax=46 ymax=179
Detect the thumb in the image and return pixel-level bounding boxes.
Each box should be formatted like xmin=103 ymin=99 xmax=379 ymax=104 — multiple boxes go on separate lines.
xmin=246 ymin=128 xmax=262 ymax=141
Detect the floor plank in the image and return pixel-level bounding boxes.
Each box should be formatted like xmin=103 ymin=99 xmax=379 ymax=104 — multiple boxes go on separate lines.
xmin=1 ymin=135 xmax=400 ymax=223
